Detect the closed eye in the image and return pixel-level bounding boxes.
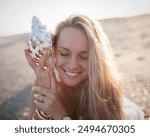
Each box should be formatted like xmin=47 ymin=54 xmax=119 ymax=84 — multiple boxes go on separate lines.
xmin=80 ymin=53 xmax=88 ymax=60
xmin=60 ymin=52 xmax=69 ymax=56
xmin=80 ymin=55 xmax=88 ymax=60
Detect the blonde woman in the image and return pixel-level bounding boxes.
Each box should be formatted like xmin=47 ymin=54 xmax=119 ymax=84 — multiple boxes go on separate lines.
xmin=25 ymin=14 xmax=143 ymax=120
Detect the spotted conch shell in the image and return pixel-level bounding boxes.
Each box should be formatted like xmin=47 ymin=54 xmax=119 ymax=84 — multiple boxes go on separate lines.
xmin=26 ymin=16 xmax=53 ymax=63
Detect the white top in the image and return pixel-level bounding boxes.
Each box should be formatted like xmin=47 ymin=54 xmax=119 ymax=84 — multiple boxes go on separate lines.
xmin=124 ymin=97 xmax=144 ymax=120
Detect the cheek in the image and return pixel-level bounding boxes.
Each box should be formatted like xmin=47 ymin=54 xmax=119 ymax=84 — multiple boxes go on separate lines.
xmin=83 ymin=61 xmax=88 ymax=76
xmin=82 ymin=61 xmax=88 ymax=70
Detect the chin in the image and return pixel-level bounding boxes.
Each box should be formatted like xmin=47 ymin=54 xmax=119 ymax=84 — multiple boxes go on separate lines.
xmin=63 ymin=80 xmax=80 ymax=87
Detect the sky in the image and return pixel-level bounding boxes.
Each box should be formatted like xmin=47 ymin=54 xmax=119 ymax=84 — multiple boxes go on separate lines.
xmin=0 ymin=0 xmax=150 ymax=37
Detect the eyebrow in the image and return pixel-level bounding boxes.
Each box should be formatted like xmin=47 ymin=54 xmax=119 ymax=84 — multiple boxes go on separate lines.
xmin=58 ymin=46 xmax=88 ymax=54
xmin=58 ymin=47 xmax=69 ymax=51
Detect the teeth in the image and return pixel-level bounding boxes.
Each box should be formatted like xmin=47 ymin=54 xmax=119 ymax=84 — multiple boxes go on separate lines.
xmin=65 ymin=71 xmax=79 ymax=77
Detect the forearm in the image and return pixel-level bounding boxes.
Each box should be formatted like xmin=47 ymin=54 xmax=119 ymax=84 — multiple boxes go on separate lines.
xmin=28 ymin=79 xmax=38 ymax=119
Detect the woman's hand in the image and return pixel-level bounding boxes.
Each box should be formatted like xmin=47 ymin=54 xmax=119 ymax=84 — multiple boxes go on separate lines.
xmin=25 ymin=49 xmax=67 ymax=119
xmin=24 ymin=49 xmax=55 ymax=88
xmin=32 ymin=70 xmax=68 ymax=120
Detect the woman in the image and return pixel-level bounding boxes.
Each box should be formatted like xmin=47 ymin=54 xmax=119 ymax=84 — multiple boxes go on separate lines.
xmin=24 ymin=14 xmax=125 ymax=120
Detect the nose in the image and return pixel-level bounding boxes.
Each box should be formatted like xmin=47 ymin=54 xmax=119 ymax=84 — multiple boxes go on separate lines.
xmin=67 ymin=57 xmax=80 ymax=70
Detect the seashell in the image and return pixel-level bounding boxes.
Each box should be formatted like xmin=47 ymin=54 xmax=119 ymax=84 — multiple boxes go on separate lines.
xmin=26 ymin=16 xmax=53 ymax=63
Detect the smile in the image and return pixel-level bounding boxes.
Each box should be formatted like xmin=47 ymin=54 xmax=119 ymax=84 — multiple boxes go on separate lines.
xmin=64 ymin=70 xmax=80 ymax=77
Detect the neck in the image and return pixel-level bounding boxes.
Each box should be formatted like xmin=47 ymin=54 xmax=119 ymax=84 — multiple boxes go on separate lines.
xmin=61 ymin=85 xmax=77 ymax=100
xmin=56 ymin=83 xmax=79 ymax=118
xmin=61 ymin=81 xmax=85 ymax=98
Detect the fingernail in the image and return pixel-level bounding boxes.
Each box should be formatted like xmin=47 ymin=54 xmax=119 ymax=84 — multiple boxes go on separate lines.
xmin=33 ymin=100 xmax=37 ymax=104
xmin=34 ymin=94 xmax=38 ymax=97
xmin=32 ymin=87 xmax=35 ymax=90
xmin=32 ymin=87 xmax=36 ymax=91
xmin=32 ymin=87 xmax=39 ymax=91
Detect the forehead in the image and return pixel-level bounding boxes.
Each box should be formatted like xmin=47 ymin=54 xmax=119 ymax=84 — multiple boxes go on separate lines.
xmin=57 ymin=27 xmax=89 ymax=52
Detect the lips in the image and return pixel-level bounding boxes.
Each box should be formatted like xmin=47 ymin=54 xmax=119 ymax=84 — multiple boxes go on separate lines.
xmin=64 ymin=70 xmax=80 ymax=77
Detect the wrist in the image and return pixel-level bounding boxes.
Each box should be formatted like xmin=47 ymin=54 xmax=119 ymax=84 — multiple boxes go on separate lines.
xmin=52 ymin=112 xmax=71 ymax=120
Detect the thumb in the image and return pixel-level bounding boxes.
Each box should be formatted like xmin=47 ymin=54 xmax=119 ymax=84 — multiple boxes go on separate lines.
xmin=48 ymin=58 xmax=56 ymax=72
xmin=48 ymin=59 xmax=56 ymax=89
xmin=49 ymin=69 xmax=57 ymax=91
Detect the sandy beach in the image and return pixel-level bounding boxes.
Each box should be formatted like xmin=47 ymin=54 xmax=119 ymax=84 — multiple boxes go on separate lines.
xmin=0 ymin=14 xmax=150 ymax=119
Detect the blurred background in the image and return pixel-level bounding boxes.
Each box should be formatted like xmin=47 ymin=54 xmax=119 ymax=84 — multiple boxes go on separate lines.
xmin=0 ymin=0 xmax=150 ymax=119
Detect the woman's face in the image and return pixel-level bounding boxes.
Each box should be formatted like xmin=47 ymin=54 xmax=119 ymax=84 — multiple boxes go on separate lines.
xmin=56 ymin=27 xmax=89 ymax=87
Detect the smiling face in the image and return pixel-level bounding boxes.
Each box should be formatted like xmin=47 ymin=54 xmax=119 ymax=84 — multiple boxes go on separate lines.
xmin=55 ymin=27 xmax=89 ymax=87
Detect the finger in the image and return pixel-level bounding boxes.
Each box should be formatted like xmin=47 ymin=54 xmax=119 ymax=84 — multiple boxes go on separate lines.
xmin=46 ymin=56 xmax=54 ymax=69
xmin=47 ymin=58 xmax=56 ymax=72
xmin=34 ymin=94 xmax=44 ymax=102
xmin=33 ymin=99 xmax=44 ymax=110
xmin=24 ymin=49 xmax=37 ymax=70
xmin=32 ymin=85 xmax=39 ymax=94
xmin=45 ymin=56 xmax=51 ymax=68
xmin=32 ymin=86 xmax=50 ymax=96
xmin=46 ymin=57 xmax=56 ymax=70
xmin=39 ymin=49 xmax=49 ymax=69
xmin=49 ymin=69 xmax=57 ymax=90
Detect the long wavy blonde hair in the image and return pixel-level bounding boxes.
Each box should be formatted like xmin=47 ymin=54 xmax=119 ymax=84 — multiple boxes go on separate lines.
xmin=53 ymin=14 xmax=124 ymax=120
